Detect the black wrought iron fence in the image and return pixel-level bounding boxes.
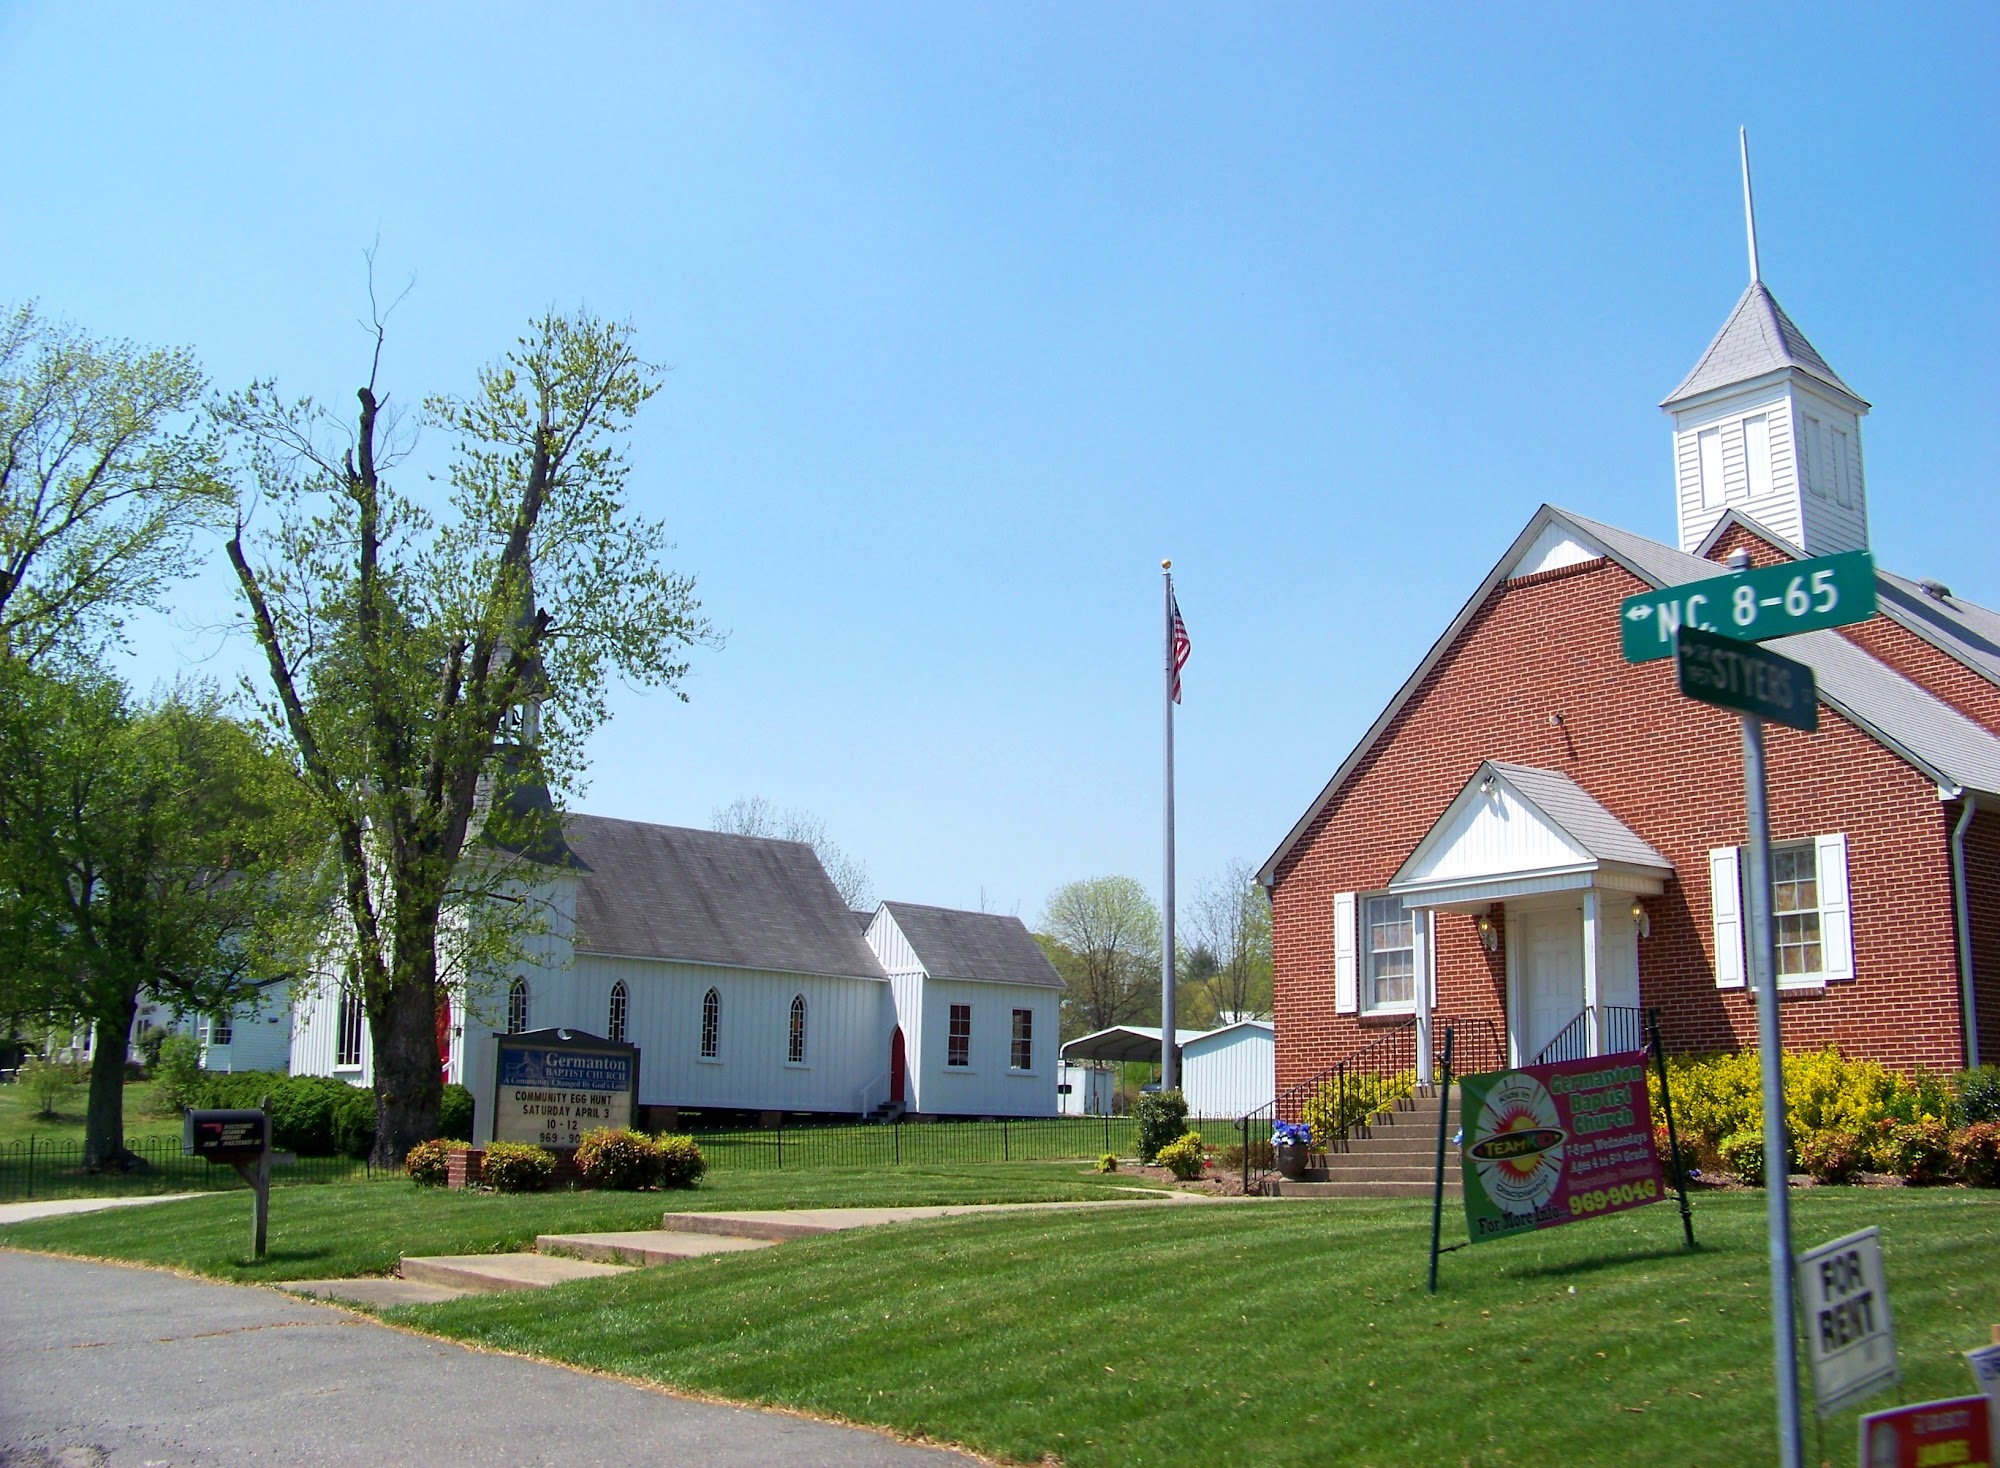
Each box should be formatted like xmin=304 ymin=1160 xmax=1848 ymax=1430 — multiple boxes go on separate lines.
xmin=685 ymin=1114 xmax=1243 ymax=1173
xmin=0 ymin=1136 xmax=386 ymax=1203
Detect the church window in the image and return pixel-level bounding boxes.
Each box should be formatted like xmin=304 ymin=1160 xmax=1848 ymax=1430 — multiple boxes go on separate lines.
xmin=607 ymin=981 xmax=627 ymax=1043
xmin=1363 ymin=895 xmax=1416 ymax=1011
xmin=1771 ymin=843 xmax=1825 ymax=979
xmin=209 ymin=1014 xmax=233 ymax=1047
xmin=337 ymin=988 xmax=365 ymax=1067
xmin=1010 ymin=1008 xmax=1034 ymax=1071
xmin=507 ymin=979 xmax=529 ymax=1034
xmin=1697 ymin=428 xmax=1724 ymax=509
xmin=1743 ymin=414 xmax=1772 ymax=499
xmin=700 ymin=987 xmax=720 ymax=1059
xmin=788 ymin=994 xmax=807 ymax=1065
xmin=947 ymin=1004 xmax=972 ymax=1067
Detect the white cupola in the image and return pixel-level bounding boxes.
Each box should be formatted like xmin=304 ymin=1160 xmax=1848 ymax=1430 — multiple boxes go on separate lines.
xmin=1662 ymin=134 xmax=1871 ymax=557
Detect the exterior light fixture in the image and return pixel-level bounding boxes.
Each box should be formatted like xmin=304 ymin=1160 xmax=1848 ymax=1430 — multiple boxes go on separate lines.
xmin=1475 ymin=911 xmax=1500 ymax=953
xmin=1630 ymin=898 xmax=1651 ymax=939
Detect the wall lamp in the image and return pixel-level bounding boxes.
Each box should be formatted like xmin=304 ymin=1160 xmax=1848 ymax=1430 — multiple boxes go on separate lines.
xmin=1474 ymin=911 xmax=1500 ymax=953
xmin=1630 ymin=898 xmax=1651 ymax=940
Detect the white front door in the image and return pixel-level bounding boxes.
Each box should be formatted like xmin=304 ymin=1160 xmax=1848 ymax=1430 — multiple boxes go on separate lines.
xmin=1517 ymin=903 xmax=1583 ymax=1062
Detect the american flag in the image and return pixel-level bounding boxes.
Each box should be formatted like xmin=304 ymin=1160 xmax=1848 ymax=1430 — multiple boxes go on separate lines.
xmin=1169 ymin=589 xmax=1191 ymax=704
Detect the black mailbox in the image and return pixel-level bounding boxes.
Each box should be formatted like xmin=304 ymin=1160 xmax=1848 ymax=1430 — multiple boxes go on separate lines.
xmin=184 ymin=1108 xmax=269 ymax=1159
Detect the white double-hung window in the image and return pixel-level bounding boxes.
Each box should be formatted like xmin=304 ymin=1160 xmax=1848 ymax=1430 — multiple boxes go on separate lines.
xmin=1708 ymin=834 xmax=1852 ymax=989
xmin=1363 ymin=895 xmax=1416 ymax=1012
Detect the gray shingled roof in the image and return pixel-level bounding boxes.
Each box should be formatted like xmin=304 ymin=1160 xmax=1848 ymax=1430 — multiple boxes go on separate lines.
xmin=880 ymin=902 xmax=1066 ymax=989
xmin=564 ymin=816 xmax=887 ymax=979
xmin=1485 ymin=762 xmax=1672 ymax=870
xmin=1663 ymin=282 xmax=1863 ymax=407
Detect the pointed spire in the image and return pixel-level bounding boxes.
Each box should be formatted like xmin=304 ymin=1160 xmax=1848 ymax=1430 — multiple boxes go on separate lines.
xmin=1662 ymin=282 xmax=1865 ymax=409
xmin=1740 ymin=127 xmax=1762 ymax=285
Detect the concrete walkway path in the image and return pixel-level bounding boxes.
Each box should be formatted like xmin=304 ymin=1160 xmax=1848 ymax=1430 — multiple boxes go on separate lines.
xmin=0 ymin=1251 xmax=977 ymax=1466
xmin=0 ymin=1192 xmax=200 ymax=1227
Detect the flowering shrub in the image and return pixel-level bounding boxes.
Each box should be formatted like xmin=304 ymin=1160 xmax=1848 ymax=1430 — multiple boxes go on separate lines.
xmin=1096 ymin=1152 xmax=1118 ymax=1173
xmin=1949 ymin=1122 xmax=2000 ymax=1187
xmin=1796 ymin=1130 xmax=1866 ymax=1185
xmin=481 ymin=1141 xmax=557 ymax=1192
xmin=654 ymin=1134 xmax=707 ymax=1189
xmin=1271 ymin=1120 xmax=1312 ymax=1149
xmin=405 ymin=1137 xmax=469 ymax=1186
xmin=1155 ymin=1131 xmax=1207 ymax=1181
xmin=574 ymin=1128 xmax=661 ymax=1189
xmin=1299 ymin=1068 xmax=1417 ymax=1148
xmin=1872 ymin=1120 xmax=1955 ymax=1185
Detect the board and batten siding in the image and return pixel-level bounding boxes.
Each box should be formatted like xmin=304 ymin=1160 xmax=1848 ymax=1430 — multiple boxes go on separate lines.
xmin=1181 ymin=1024 xmax=1276 ymax=1118
xmin=916 ymin=976 xmax=1059 ymax=1116
xmin=465 ymin=956 xmax=893 ymax=1142
xmin=865 ymin=907 xmax=928 ymax=1107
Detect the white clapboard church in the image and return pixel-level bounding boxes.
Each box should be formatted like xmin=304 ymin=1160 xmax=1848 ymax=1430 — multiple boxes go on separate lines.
xmin=290 ymin=809 xmax=1065 ymax=1135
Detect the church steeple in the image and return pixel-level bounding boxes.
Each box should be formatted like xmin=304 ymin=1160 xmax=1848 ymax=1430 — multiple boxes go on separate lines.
xmin=1663 ymin=133 xmax=1871 ymax=557
xmin=473 ymin=562 xmax=573 ymax=866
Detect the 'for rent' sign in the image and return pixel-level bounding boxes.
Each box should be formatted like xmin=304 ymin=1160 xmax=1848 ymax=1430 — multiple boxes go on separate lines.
xmin=1799 ymin=1226 xmax=1900 ymax=1418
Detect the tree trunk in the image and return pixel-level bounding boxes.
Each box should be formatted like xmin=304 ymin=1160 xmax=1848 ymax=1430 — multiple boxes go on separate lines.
xmin=83 ymin=991 xmax=139 ymax=1169
xmin=368 ymin=934 xmax=445 ymax=1168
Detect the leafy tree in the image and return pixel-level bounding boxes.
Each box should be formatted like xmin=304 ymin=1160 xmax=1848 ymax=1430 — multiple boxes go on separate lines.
xmin=217 ymin=308 xmax=710 ymax=1165
xmin=1184 ymin=858 xmax=1272 ymax=1025
xmin=0 ymin=303 xmax=228 ymax=664
xmin=0 ymin=663 xmax=306 ymax=1165
xmin=1037 ymin=876 xmax=1161 ymax=1039
xmin=711 ymin=796 xmax=872 ymax=909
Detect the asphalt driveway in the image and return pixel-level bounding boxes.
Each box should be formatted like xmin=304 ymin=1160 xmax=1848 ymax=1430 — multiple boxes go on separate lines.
xmin=0 ymin=1250 xmax=974 ymax=1467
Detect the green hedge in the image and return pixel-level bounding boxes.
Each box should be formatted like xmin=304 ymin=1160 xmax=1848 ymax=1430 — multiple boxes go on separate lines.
xmin=189 ymin=1072 xmax=375 ymax=1158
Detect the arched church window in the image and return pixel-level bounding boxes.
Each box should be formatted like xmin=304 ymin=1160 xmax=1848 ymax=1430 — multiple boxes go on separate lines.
xmin=700 ymin=987 xmax=720 ymax=1059
xmin=788 ymin=994 xmax=807 ymax=1065
xmin=507 ymin=979 xmax=530 ymax=1034
xmin=608 ymin=981 xmax=628 ymax=1043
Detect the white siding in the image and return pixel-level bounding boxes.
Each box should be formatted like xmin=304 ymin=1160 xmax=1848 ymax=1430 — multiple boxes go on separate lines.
xmin=1057 ymin=1064 xmax=1116 ymax=1116
xmin=1672 ymin=382 xmax=1868 ymax=557
xmin=916 ymin=977 xmax=1059 ymax=1116
xmin=1180 ymin=1024 xmax=1275 ymax=1118
xmin=866 ymin=908 xmax=928 ymax=1110
xmin=464 ymin=955 xmax=893 ymax=1142
xmin=199 ymin=986 xmax=292 ymax=1074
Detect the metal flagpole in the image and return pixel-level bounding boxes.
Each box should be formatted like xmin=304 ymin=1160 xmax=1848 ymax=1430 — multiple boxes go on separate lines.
xmin=1741 ymin=708 xmax=1803 ymax=1468
xmin=1160 ymin=560 xmax=1178 ymax=1093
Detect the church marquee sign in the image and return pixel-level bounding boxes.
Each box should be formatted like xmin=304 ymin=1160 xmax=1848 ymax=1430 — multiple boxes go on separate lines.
xmin=491 ymin=1028 xmax=640 ymax=1150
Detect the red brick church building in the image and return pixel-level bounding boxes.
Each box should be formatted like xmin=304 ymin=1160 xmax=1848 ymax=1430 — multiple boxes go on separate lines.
xmin=1259 ymin=266 xmax=2000 ymax=1093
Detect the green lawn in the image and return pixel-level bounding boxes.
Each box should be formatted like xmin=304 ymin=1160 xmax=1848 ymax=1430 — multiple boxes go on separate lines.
xmin=0 ymin=1163 xmax=1153 ymax=1281
xmin=0 ymin=1079 xmax=183 ymax=1147
xmin=7 ymin=1176 xmax=1994 ymax=1466
xmin=408 ymin=1190 xmax=1998 ymax=1467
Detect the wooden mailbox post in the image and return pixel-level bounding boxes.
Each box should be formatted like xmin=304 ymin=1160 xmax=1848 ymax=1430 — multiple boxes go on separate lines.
xmin=184 ymin=1104 xmax=273 ymax=1258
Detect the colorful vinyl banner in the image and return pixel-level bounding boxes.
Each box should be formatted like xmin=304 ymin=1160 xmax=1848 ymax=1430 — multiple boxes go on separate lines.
xmin=1459 ymin=1050 xmax=1667 ymax=1244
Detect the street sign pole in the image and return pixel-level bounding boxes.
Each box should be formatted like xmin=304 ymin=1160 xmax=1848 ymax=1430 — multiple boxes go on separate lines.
xmin=1741 ymin=711 xmax=1804 ymax=1468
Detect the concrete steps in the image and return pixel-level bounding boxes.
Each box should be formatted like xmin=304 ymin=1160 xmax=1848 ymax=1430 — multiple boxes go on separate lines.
xmin=397 ymin=1251 xmax=633 ymax=1294
xmin=535 ymin=1229 xmax=774 ymax=1266
xmin=1273 ymin=1087 xmax=1464 ymax=1199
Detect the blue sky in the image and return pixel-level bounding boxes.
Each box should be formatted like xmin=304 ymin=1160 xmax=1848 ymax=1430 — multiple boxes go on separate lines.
xmin=3 ymin=4 xmax=1994 ymax=924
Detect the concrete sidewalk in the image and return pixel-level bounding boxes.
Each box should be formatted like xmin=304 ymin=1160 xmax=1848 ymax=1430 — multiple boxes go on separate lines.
xmin=0 ymin=1251 xmax=977 ymax=1466
xmin=0 ymin=1192 xmax=201 ymax=1226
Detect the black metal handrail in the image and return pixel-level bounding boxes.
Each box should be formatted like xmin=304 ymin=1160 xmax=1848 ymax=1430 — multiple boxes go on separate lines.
xmin=1237 ymin=1014 xmax=1503 ymax=1193
xmin=1532 ymin=1005 xmax=1648 ymax=1065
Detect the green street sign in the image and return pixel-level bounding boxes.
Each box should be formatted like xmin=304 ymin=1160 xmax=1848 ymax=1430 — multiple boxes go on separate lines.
xmin=1676 ymin=626 xmax=1819 ymax=732
xmin=1620 ymin=549 xmax=1876 ymax=663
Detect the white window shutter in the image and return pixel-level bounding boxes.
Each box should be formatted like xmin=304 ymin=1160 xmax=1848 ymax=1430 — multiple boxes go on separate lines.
xmin=1709 ymin=847 xmax=1745 ymax=988
xmin=1334 ymin=892 xmax=1358 ymax=1014
xmin=1816 ymin=832 xmax=1853 ymax=980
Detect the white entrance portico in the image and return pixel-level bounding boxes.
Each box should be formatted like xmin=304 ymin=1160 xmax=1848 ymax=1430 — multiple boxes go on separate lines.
xmin=1387 ymin=761 xmax=1673 ymax=1066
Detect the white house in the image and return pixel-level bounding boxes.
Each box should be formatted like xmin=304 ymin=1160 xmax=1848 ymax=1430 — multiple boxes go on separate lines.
xmin=290 ymin=816 xmax=1065 ymax=1136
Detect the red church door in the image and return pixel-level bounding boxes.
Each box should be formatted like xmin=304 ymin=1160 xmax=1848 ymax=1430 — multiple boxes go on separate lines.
xmin=435 ymin=993 xmax=453 ymax=1080
xmin=889 ymin=1027 xmax=907 ymax=1105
